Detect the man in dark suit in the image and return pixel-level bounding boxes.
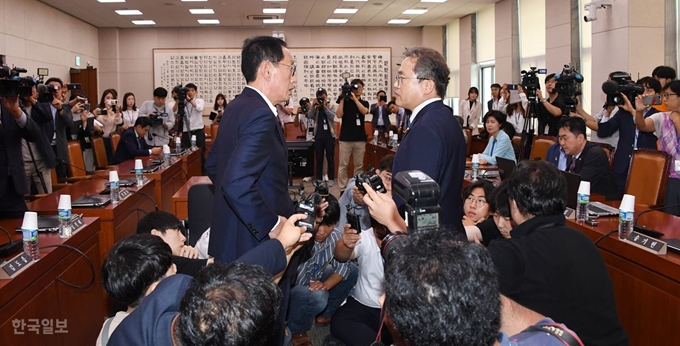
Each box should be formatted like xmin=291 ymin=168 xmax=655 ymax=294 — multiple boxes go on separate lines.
xmin=32 ymin=79 xmax=73 ymax=179
xmin=558 ymin=117 xmax=618 ymax=200
xmin=0 ymin=95 xmax=43 ymax=219
xmin=208 ymin=36 xmax=297 ymax=264
xmin=370 ymin=90 xmax=391 ymax=132
xmin=487 ymin=83 xmax=504 ymax=113
xmin=112 ymin=117 xmax=162 ymax=164
xmin=595 ymin=107 xmax=635 ymax=195
xmin=392 ymin=47 xmax=466 ymax=233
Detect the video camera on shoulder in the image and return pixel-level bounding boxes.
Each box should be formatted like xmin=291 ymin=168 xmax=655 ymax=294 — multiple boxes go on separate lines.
xmin=337 ymin=72 xmax=358 ymax=103
xmin=602 ymin=72 xmax=643 ymax=108
xmin=37 ymin=83 xmax=59 ymax=103
xmin=554 ymin=64 xmax=584 ymax=114
xmin=0 ymin=64 xmax=36 ymax=98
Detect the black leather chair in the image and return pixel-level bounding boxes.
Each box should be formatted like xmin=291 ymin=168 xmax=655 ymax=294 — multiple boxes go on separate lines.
xmin=187 ymin=182 xmax=215 ymax=246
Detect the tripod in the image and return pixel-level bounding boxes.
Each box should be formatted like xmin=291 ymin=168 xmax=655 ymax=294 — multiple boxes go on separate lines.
xmin=518 ymin=97 xmax=539 ymax=161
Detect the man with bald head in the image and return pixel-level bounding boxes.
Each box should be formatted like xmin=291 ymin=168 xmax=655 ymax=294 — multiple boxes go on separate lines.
xmin=392 ymin=46 xmax=466 ymax=234
xmin=209 ymin=36 xmax=298 ymax=263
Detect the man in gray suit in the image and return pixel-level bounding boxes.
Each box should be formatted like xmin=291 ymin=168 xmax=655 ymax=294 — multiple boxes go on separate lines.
xmin=33 ymin=78 xmax=73 ymax=179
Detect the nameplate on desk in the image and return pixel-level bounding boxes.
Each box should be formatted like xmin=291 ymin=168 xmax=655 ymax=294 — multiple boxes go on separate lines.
xmin=0 ymin=253 xmax=34 ymax=279
xmin=624 ymin=231 xmax=667 ymax=255
xmin=69 ymin=214 xmax=86 ymax=233
xmin=119 ymin=189 xmax=132 ymax=200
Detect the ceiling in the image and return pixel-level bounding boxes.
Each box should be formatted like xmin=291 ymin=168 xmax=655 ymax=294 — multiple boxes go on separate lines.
xmin=38 ymin=0 xmax=498 ymax=29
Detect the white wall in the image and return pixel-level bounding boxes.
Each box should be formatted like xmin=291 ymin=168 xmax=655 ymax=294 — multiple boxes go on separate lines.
xmin=0 ymin=0 xmax=98 ymax=82
xmin=476 ymin=6 xmax=496 ymax=63
xmin=520 ymin=0 xmax=546 ymax=89
xmin=446 ymin=19 xmax=461 ymax=98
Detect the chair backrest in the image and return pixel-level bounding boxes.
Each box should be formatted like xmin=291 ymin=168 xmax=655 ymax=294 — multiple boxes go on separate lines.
xmin=210 ymin=124 xmax=219 ymax=140
xmin=110 ymin=133 xmax=121 ymax=155
xmin=625 ymin=148 xmax=671 ymax=208
xmin=530 ymin=135 xmax=557 ymax=161
xmin=204 ymin=125 xmax=211 ymax=138
xmin=187 ymin=183 xmax=215 ymax=246
xmin=91 ymin=137 xmax=108 ymax=169
xmin=284 ymin=122 xmax=305 ymax=140
xmin=464 ymin=128 xmax=472 ymax=156
xmin=364 ymin=121 xmax=373 ymax=140
xmin=592 ymin=142 xmax=615 ymax=168
xmin=67 ymin=140 xmax=88 ymax=177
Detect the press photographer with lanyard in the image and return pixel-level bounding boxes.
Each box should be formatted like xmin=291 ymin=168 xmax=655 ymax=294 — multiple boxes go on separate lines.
xmin=139 ymin=87 xmax=174 ymax=147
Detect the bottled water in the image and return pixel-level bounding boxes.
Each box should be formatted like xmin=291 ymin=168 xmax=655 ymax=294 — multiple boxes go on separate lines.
xmin=135 ymin=168 xmax=144 ymax=187
xmin=175 ymin=139 xmax=182 ymax=154
xmin=110 ymin=180 xmax=120 ymax=204
xmin=618 ymin=210 xmax=634 ymax=240
xmin=191 ymin=138 xmax=197 ymax=150
xmin=576 ymin=192 xmax=590 ymax=221
xmin=22 ymin=228 xmax=40 ymax=260
xmin=471 ymin=162 xmax=479 ymax=181
xmin=58 ymin=207 xmax=72 ymax=238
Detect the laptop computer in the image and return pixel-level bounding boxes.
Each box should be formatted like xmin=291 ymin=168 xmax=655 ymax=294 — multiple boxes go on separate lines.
xmin=560 ymin=170 xmax=581 ymax=219
xmin=105 ymin=178 xmax=136 ymax=187
xmin=588 ymin=201 xmax=619 ymax=217
xmin=496 ymin=157 xmax=516 ymax=181
xmin=129 ymin=164 xmax=161 ymax=174
xmin=71 ymin=195 xmax=111 ymax=208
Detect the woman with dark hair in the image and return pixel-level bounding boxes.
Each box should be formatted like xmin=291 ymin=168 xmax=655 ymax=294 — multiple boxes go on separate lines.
xmin=93 ymin=89 xmax=122 ymax=164
xmin=505 ymin=85 xmax=529 ymax=133
xmin=210 ymin=93 xmax=227 ymax=124
xmin=631 ymin=80 xmax=680 ymax=216
xmin=478 ymin=110 xmax=517 ymax=165
xmin=120 ymin=92 xmax=138 ymax=131
xmin=460 ymin=86 xmax=482 ymax=135
xmin=462 ymin=180 xmax=495 ymax=226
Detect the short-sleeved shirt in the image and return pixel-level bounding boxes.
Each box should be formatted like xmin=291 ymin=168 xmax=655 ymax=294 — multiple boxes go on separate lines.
xmin=351 ymin=228 xmax=384 ymax=308
xmin=339 ymin=99 xmax=369 ymax=142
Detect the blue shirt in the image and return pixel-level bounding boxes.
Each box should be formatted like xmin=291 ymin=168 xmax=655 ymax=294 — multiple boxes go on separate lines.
xmin=480 ymin=130 xmax=516 ymax=165
xmin=557 ymin=146 xmax=567 ymax=171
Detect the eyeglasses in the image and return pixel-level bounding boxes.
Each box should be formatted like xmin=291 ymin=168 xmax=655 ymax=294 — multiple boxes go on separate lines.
xmin=394 ymin=75 xmax=429 ymax=85
xmin=464 ymin=196 xmax=487 ymax=206
xmin=663 ymin=92 xmax=678 ymax=99
xmin=278 ymin=62 xmax=296 ymax=77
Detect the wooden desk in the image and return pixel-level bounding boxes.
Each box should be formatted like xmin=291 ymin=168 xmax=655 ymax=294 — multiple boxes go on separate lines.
xmin=470 ymin=136 xmax=489 ymax=155
xmin=365 ymin=143 xmax=396 ymax=171
xmin=116 ymin=157 xmax=184 ymax=213
xmin=28 ymin=179 xmax=156 ymax=263
xmin=567 ymin=206 xmax=680 ymax=346
xmin=0 ymin=217 xmax=104 ymax=345
xmin=180 ymin=149 xmax=202 ymax=179
xmin=172 ymin=176 xmax=212 ymax=220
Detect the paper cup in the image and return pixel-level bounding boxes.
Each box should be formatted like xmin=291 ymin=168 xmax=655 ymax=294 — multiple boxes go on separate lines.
xmin=175 ymin=137 xmax=181 ymax=144
xmin=389 ymin=130 xmax=394 ymax=138
xmin=58 ymin=195 xmax=72 ymax=210
xmin=373 ymin=130 xmax=379 ymax=136
xmin=620 ymin=194 xmax=636 ymax=212
xmin=109 ymin=170 xmax=119 ymax=182
xmin=393 ymin=134 xmax=398 ymax=140
xmin=577 ymin=181 xmax=591 ymax=195
xmin=472 ymin=154 xmax=480 ymax=163
xmin=191 ymin=135 xmax=196 ymax=141
xmin=134 ymin=159 xmax=143 ymax=170
xmin=163 ymin=145 xmax=171 ymax=154
xmin=21 ymin=211 xmax=38 ymax=230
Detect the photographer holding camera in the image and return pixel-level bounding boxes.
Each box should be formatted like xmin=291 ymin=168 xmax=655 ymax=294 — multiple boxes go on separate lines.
xmin=172 ymin=83 xmax=205 ymax=153
xmin=309 ymin=88 xmax=337 ymax=186
xmin=20 ymin=85 xmax=57 ymax=194
xmin=336 ymin=78 xmax=369 ymax=193
xmin=370 ymin=90 xmax=391 ymax=133
xmin=139 ymin=87 xmax=175 ymax=147
xmin=536 ymin=74 xmax=567 ymax=136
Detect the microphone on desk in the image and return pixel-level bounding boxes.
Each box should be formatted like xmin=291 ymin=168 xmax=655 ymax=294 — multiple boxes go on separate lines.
xmin=633 ymin=203 xmax=680 ymax=238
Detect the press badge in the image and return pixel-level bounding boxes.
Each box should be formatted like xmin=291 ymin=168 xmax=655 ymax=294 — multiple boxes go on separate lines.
xmin=323 ymin=123 xmax=328 ymax=130
xmin=356 ymin=118 xmax=361 ymax=126
xmin=675 ymin=159 xmax=680 ymax=172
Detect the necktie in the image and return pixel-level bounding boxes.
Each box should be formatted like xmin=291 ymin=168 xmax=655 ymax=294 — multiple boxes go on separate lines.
xmin=490 ymin=138 xmax=497 ymax=156
xmin=136 ymin=137 xmax=141 ymax=149
xmin=568 ymin=156 xmax=576 ymax=173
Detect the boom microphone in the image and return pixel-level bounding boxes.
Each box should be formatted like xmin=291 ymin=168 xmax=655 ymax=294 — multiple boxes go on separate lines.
xmin=601 ymin=80 xmax=619 ymax=95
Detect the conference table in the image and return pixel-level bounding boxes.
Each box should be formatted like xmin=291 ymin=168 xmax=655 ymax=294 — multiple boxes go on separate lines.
xmin=27 ymin=179 xmax=157 ymax=263
xmin=0 ymin=217 xmax=104 ymax=345
xmin=179 ymin=148 xmax=202 ymax=179
xmin=116 ymin=156 xmax=185 ymax=213
xmin=567 ymin=206 xmax=680 ymax=346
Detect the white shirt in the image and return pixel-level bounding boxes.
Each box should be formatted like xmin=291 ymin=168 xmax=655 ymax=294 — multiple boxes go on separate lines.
xmin=246 ymin=86 xmax=277 ymax=117
xmin=591 ymin=106 xmax=619 ymax=149
xmin=139 ymin=100 xmax=175 ymax=146
xmin=351 ymin=228 xmax=384 ymax=308
xmin=96 ymin=311 xmax=129 ymax=346
xmin=408 ymin=98 xmax=441 ymax=126
xmin=121 ymin=109 xmax=139 ymax=127
xmin=182 ymin=97 xmax=205 ymax=131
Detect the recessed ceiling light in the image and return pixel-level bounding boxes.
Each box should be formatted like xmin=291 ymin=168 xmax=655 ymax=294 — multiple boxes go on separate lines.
xmin=263 ymin=19 xmax=285 ymax=24
xmin=98 ymin=0 xmax=125 ymax=2
xmin=198 ymin=19 xmax=220 ymax=24
xmin=327 ymin=19 xmax=349 ymax=24
xmin=334 ymin=9 xmax=358 ymax=14
xmin=388 ymin=19 xmax=411 ymax=24
xmin=403 ymin=9 xmax=428 ymax=15
xmin=132 ymin=20 xmax=155 ymax=25
xmin=263 ymin=8 xmax=287 ymax=14
xmin=115 ymin=10 xmax=142 ymax=15
xmin=190 ymin=9 xmax=215 ymax=14
xmin=420 ymin=0 xmax=446 ymax=2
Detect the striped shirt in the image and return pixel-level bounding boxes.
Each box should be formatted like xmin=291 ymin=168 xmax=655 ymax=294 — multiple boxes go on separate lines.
xmin=295 ymin=228 xmax=351 ymax=286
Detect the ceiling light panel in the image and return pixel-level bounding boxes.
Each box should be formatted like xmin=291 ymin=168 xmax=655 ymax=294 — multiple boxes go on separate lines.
xmin=327 ymin=19 xmax=349 ymax=24
xmin=98 ymin=0 xmax=125 ymax=2
xmin=263 ymin=19 xmax=285 ymax=24
xmin=198 ymin=19 xmax=220 ymax=24
xmin=263 ymin=8 xmax=287 ymax=14
xmin=115 ymin=10 xmax=142 ymax=15
xmin=334 ymin=9 xmax=358 ymax=14
xmin=388 ymin=19 xmax=411 ymax=24
xmin=403 ymin=9 xmax=428 ymax=15
xmin=420 ymin=0 xmax=446 ymax=2
xmin=190 ymin=9 xmax=215 ymax=14
xmin=132 ymin=20 xmax=155 ymax=25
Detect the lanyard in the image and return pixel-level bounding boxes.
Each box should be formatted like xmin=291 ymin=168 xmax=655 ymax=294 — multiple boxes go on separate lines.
xmin=312 ymin=244 xmax=327 ymax=280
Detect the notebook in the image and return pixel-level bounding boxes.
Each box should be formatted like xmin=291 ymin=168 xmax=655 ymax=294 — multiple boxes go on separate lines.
xmin=496 ymin=157 xmax=517 ymax=181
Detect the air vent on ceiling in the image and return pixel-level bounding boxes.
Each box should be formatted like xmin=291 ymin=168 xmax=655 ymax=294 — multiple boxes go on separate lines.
xmin=246 ymin=15 xmax=279 ymax=20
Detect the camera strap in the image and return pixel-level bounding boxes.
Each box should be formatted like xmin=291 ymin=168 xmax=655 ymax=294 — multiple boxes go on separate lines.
xmin=521 ymin=324 xmax=584 ymax=346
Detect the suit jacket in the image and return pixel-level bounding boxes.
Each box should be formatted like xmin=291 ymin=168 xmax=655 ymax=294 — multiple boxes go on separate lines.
xmin=393 ymin=100 xmax=466 ymax=233
xmin=637 ymin=107 xmax=659 ymax=149
xmin=208 ymin=87 xmax=294 ymax=264
xmin=546 ymin=142 xmax=562 ymax=168
xmin=112 ymin=127 xmax=151 ymax=164
xmin=0 ymin=102 xmax=43 ymax=198
xmin=567 ymin=141 xmax=619 ymax=200
xmin=596 ymin=109 xmax=635 ymax=194
xmin=32 ymin=102 xmax=73 ymax=164
xmin=23 ymin=105 xmax=58 ymax=168
xmin=370 ymin=103 xmax=391 ymax=131
xmin=109 ymin=239 xmax=288 ymax=346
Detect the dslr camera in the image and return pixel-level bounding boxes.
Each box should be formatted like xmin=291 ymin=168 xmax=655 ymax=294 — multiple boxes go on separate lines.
xmin=37 ymin=83 xmax=59 ymax=103
xmin=299 ymin=97 xmax=310 ymax=114
xmin=293 ymin=181 xmax=329 ymax=233
xmin=0 ymin=64 xmax=35 ymax=98
xmin=341 ymin=81 xmax=360 ymax=102
xmin=554 ymin=64 xmax=584 ymax=114
xmin=355 ymin=171 xmax=387 ymax=194
xmin=602 ymin=72 xmax=644 ymax=108
xmin=381 ymin=170 xmax=441 ymax=262
xmin=150 ymin=112 xmax=168 ymax=127
xmin=520 ymin=67 xmax=547 ymax=102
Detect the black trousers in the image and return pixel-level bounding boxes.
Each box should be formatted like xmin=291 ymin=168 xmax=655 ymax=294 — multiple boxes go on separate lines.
xmin=52 ymin=145 xmax=68 ymax=179
xmin=330 ymin=296 xmax=393 ymax=346
xmin=0 ymin=176 xmax=28 ymax=220
xmin=182 ymin=129 xmax=206 ymax=173
xmin=315 ymin=137 xmax=335 ymax=180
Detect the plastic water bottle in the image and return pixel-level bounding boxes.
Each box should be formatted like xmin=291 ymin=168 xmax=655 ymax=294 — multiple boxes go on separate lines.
xmin=175 ymin=137 xmax=182 ymax=154
xmin=163 ymin=145 xmax=171 ymax=167
xmin=190 ymin=135 xmax=197 ymax=150
xmin=576 ymin=192 xmax=590 ymax=221
xmin=109 ymin=171 xmax=120 ymax=204
xmin=21 ymin=212 xmax=40 ymax=260
xmin=58 ymin=195 xmax=72 ymax=238
xmin=134 ymin=159 xmax=144 ymax=188
xmin=372 ymin=130 xmax=378 ymax=145
xmin=618 ymin=194 xmax=636 ymax=240
xmin=471 ymin=154 xmax=480 ymax=181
